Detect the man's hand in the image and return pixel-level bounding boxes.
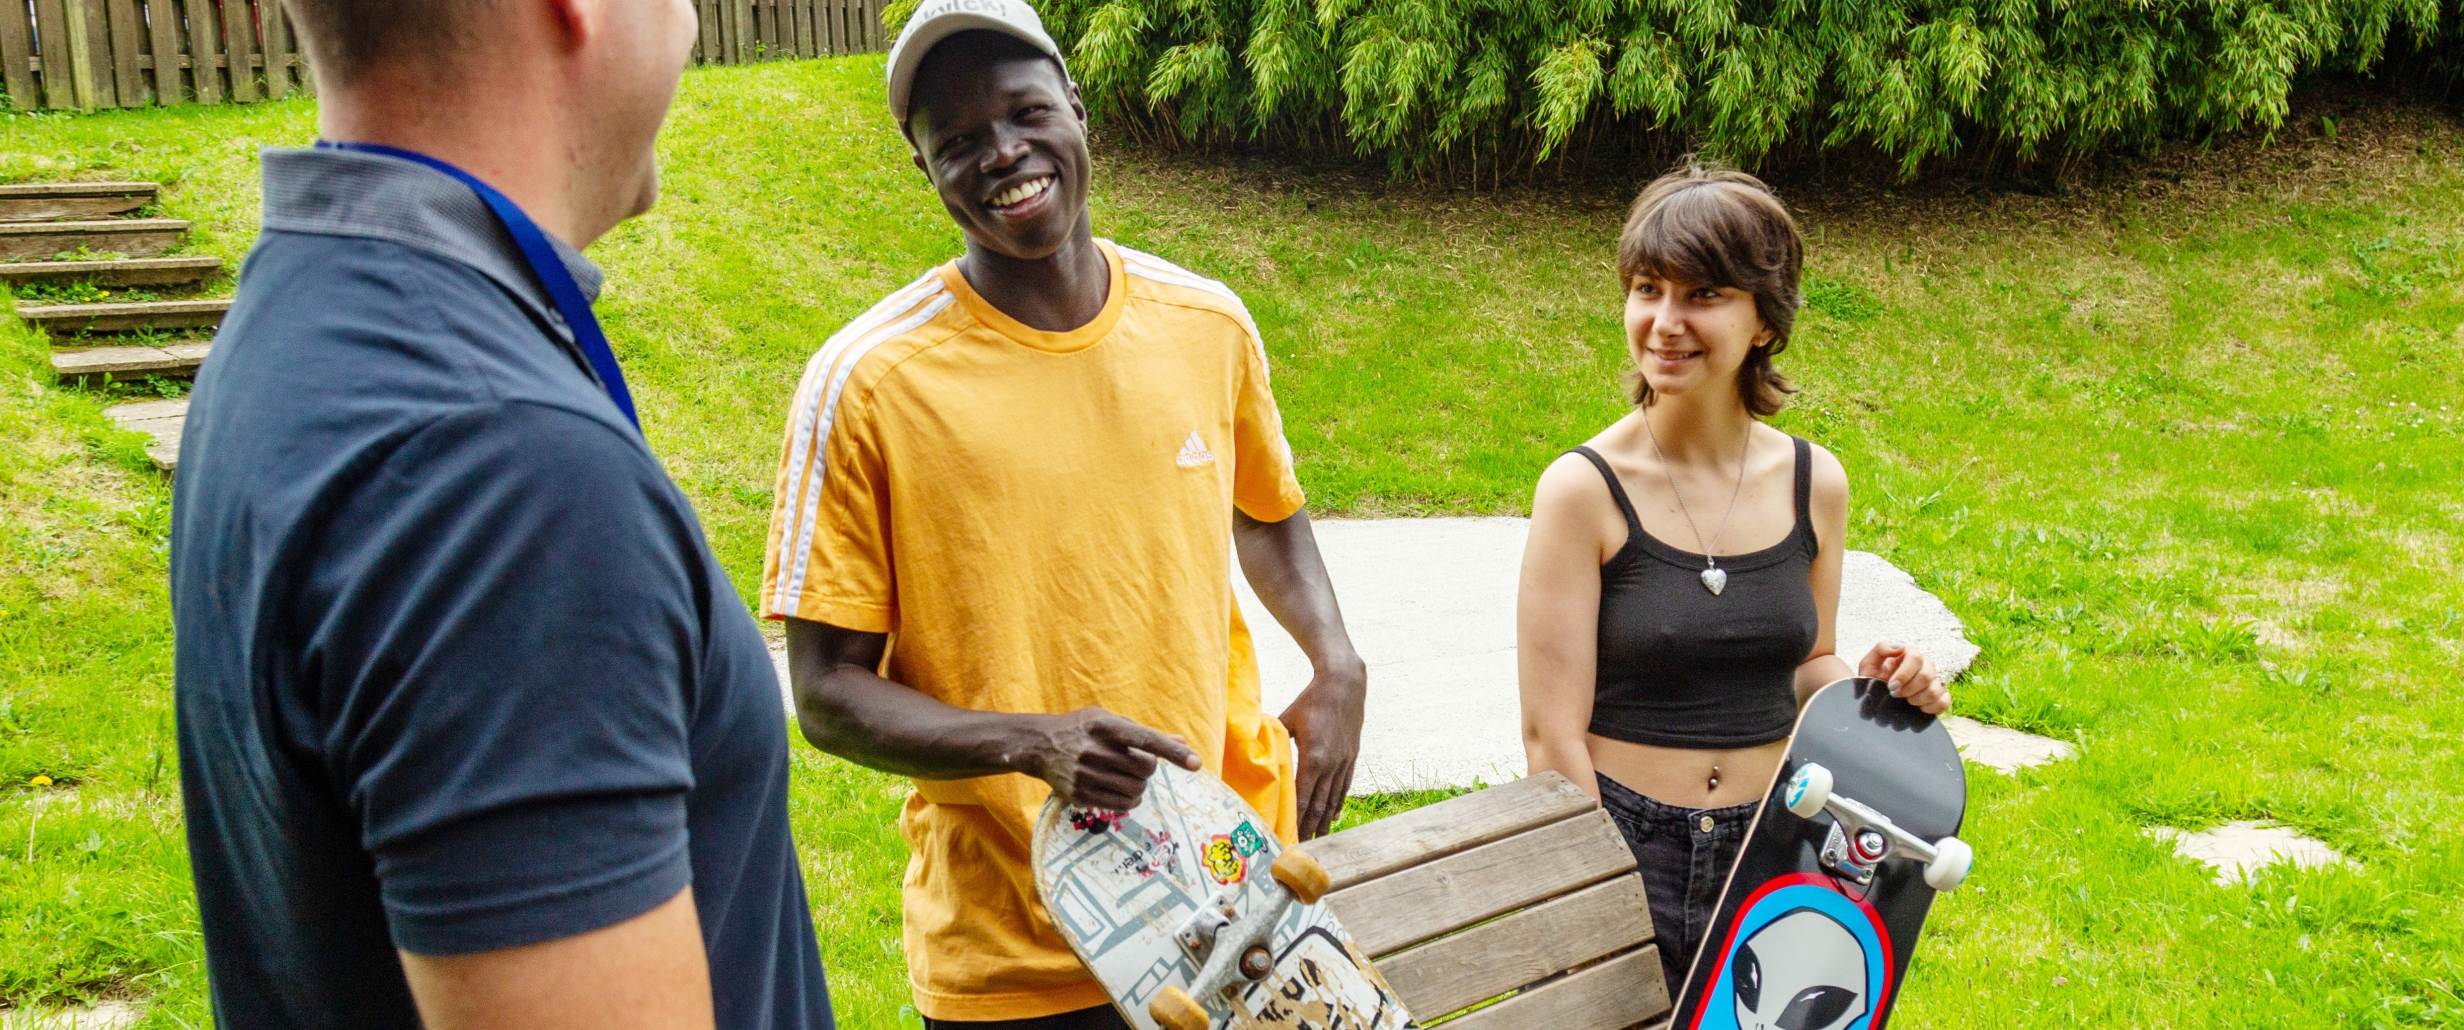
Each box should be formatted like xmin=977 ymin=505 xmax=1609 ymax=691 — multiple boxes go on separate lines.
xmin=1233 ymin=508 xmax=1369 ymax=840
xmin=1279 ymin=655 xmax=1367 ymax=839
xmin=1026 ymin=708 xmax=1202 ymax=811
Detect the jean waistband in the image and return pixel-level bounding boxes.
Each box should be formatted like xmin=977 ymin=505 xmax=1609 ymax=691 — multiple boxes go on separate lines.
xmin=1597 ymin=772 xmax=1759 ymax=826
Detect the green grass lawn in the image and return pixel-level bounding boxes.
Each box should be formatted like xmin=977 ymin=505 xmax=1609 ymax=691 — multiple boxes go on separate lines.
xmin=4 ymin=55 xmax=2463 ymax=1028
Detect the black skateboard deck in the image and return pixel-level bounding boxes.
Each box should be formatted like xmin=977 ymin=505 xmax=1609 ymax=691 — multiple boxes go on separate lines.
xmin=1669 ymin=677 xmax=1971 ymax=1030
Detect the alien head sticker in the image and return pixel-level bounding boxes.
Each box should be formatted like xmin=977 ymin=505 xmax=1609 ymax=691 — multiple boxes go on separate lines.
xmin=1688 ymin=876 xmax=1894 ymax=1030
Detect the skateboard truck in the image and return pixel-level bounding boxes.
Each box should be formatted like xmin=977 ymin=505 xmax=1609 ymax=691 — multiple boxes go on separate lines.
xmin=1150 ymin=847 xmax=1334 ymax=1030
xmin=1783 ymin=762 xmax=1973 ymax=892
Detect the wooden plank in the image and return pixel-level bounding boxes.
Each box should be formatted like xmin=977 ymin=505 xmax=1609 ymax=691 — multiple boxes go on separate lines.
xmin=1310 ymin=772 xmax=1597 ymax=891
xmin=1326 ymin=809 xmax=1636 ymax=957
xmin=1378 ymin=875 xmax=1655 ymax=1019
xmin=180 ymin=0 xmax=217 ymax=103
xmin=0 ymin=216 xmax=187 ymax=259
xmin=791 ymin=0 xmax=808 ymax=58
xmin=32 ymin=0 xmax=67 ymax=108
xmin=1436 ymin=946 xmax=1671 ymax=1030
xmin=144 ymin=0 xmax=179 ymax=101
xmin=105 ymin=0 xmax=139 ymax=102
xmin=0 ymin=181 xmax=157 ymax=222
xmin=63 ymin=0 xmax=94 ymax=109
xmin=216 ymin=0 xmax=249 ymax=100
xmin=52 ymin=341 xmax=208 ymax=381
xmin=817 ymin=0 xmax=834 ymax=57
xmin=762 ymin=0 xmax=779 ymax=59
xmin=0 ymin=0 xmax=36 ymax=110
xmin=256 ymin=0 xmax=287 ymax=97
xmin=17 ymin=296 xmax=230 ymax=335
xmin=0 ymin=255 xmax=219 ymax=286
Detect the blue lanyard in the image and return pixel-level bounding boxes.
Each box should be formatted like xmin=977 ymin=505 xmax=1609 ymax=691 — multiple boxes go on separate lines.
xmin=317 ymin=141 xmax=640 ymax=429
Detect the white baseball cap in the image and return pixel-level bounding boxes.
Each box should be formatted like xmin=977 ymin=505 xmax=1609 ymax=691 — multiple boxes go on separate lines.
xmin=885 ymin=0 xmax=1073 ymax=124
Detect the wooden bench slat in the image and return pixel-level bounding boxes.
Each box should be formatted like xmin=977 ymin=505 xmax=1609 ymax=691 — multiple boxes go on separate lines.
xmin=1434 ymin=944 xmax=1669 ymax=1030
xmin=1328 ymin=808 xmax=1634 ymax=957
xmin=1379 ymin=873 xmax=1655 ymax=1019
xmin=1312 ymin=771 xmax=1596 ymax=891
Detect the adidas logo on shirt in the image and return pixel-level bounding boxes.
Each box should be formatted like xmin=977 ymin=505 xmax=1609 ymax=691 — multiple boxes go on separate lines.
xmin=1175 ymin=430 xmax=1216 ymax=468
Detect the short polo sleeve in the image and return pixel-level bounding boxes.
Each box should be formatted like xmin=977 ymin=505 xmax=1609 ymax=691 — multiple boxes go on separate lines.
xmin=1231 ymin=324 xmax=1307 ymax=522
xmin=302 ymin=402 xmax=703 ymax=957
xmin=760 ymin=354 xmax=896 ymax=632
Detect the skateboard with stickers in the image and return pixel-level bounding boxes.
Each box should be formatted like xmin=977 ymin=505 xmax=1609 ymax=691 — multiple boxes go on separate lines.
xmin=1670 ymin=678 xmax=1975 ymax=1030
xmin=1031 ymin=763 xmax=1417 ymax=1030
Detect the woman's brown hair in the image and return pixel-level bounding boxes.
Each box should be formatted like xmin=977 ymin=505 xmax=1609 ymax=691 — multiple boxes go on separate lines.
xmin=1616 ymin=160 xmax=1803 ymax=416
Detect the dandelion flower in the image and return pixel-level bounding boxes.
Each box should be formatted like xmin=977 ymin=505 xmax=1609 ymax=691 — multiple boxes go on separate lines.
xmin=29 ymin=775 xmax=52 ymax=787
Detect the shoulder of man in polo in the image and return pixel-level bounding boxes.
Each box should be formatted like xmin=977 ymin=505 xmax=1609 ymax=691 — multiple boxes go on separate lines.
xmin=169 ymin=2 xmax=832 ymax=1030
xmin=764 ymin=2 xmax=1369 ymax=1024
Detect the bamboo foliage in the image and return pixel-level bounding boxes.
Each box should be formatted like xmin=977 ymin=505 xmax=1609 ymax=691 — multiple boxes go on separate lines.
xmin=886 ymin=0 xmax=2463 ymax=176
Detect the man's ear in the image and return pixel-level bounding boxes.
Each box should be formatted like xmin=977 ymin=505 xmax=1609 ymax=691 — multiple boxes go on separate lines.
xmin=544 ymin=0 xmax=597 ymax=47
xmin=1067 ymin=81 xmax=1088 ymax=127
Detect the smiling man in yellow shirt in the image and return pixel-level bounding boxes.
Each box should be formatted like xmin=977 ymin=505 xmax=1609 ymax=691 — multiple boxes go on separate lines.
xmin=760 ymin=4 xmax=1370 ymax=1027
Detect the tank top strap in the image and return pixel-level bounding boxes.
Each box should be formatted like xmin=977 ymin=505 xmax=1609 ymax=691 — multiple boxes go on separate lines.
xmin=1791 ymin=435 xmax=1812 ymax=523
xmin=1568 ymin=446 xmax=1645 ymax=537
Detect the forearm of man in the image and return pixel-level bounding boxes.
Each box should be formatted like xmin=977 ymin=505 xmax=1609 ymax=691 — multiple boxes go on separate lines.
xmin=783 ymin=617 xmax=1043 ymax=780
xmin=1232 ymin=509 xmax=1364 ymax=676
xmin=400 ymin=888 xmax=713 ymax=1030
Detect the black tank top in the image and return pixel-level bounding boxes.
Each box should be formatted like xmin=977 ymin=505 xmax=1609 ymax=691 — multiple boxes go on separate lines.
xmin=1572 ymin=437 xmax=1819 ymax=749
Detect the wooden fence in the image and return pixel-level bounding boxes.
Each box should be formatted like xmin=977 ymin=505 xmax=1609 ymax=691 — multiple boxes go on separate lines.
xmin=0 ymin=0 xmax=306 ymax=113
xmin=0 ymin=0 xmax=886 ymax=114
xmin=693 ymin=0 xmax=886 ymax=66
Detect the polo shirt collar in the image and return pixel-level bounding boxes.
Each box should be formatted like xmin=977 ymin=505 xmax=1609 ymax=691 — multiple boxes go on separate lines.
xmin=258 ymin=146 xmax=605 ymax=331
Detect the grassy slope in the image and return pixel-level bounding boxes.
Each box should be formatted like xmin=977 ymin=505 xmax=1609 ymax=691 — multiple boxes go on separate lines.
xmin=3 ymin=55 xmax=2462 ymax=1028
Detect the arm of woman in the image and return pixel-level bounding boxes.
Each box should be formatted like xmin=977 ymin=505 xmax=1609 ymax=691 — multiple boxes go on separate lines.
xmin=1519 ymin=455 xmax=1617 ymax=803
xmin=1793 ymin=443 xmax=1950 ymax=714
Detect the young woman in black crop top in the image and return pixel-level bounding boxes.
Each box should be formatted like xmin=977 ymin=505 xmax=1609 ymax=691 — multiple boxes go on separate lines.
xmin=1515 ymin=162 xmax=1953 ymax=999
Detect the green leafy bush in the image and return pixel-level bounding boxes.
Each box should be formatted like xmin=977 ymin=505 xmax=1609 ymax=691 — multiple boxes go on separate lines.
xmin=888 ymin=0 xmax=2460 ymax=176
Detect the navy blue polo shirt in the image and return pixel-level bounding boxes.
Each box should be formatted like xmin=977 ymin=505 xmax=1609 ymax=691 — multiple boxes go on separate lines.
xmin=170 ymin=147 xmax=832 ymax=1030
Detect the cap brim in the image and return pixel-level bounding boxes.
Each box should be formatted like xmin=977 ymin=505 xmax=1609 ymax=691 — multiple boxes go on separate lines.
xmin=886 ymin=13 xmax=1063 ymax=124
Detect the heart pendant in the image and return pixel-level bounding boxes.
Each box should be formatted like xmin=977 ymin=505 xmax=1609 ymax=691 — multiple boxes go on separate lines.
xmin=1701 ymin=566 xmax=1727 ymax=595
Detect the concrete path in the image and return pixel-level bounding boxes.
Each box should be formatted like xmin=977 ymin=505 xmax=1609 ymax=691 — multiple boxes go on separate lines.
xmin=771 ymin=517 xmax=2065 ymax=794
xmin=1234 ymin=518 xmax=1988 ymax=793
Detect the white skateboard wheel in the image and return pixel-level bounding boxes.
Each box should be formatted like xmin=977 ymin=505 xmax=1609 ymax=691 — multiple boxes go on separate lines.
xmin=1784 ymin=763 xmax=1832 ymax=820
xmin=1150 ymin=987 xmax=1210 ymax=1030
xmin=1925 ymin=836 xmax=1973 ymax=891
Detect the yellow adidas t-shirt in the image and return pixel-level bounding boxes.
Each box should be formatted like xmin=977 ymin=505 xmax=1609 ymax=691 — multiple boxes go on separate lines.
xmin=760 ymin=240 xmax=1304 ymax=1021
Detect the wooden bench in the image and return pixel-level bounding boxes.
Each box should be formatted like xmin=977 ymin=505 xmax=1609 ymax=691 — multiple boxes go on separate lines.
xmin=1311 ymin=772 xmax=1672 ymax=1029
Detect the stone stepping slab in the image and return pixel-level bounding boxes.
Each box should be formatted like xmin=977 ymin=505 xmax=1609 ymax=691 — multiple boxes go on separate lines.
xmin=0 ymin=218 xmax=189 ymax=261
xmin=2146 ymin=821 xmax=2353 ymax=885
xmin=52 ymin=342 xmax=212 ymax=383
xmin=0 ymin=256 xmax=222 ymax=289
xmin=17 ymin=298 xmax=229 ymax=336
xmin=103 ymin=397 xmax=184 ymax=472
xmin=0 ymin=181 xmax=157 ymax=223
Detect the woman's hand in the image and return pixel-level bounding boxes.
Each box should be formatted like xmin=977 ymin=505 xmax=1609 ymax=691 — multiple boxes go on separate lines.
xmin=1859 ymin=642 xmax=1949 ymax=715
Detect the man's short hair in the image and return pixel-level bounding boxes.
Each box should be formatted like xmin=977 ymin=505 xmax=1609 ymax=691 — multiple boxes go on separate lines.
xmin=282 ymin=0 xmax=498 ymax=86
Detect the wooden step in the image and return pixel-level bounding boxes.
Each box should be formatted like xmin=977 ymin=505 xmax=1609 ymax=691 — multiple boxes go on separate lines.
xmin=52 ymin=342 xmax=211 ymax=382
xmin=0 ymin=182 xmax=158 ymax=222
xmin=0 ymin=219 xmax=189 ymax=261
xmin=17 ymin=298 xmax=228 ymax=336
xmin=103 ymin=397 xmax=185 ymax=471
xmin=0 ymin=256 xmax=222 ymax=289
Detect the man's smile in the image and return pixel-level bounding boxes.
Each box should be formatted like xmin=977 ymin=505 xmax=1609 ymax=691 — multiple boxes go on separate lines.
xmin=985 ymin=174 xmax=1055 ymax=218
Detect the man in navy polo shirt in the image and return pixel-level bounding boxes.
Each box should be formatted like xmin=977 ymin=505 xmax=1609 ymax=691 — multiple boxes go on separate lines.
xmin=169 ymin=1 xmax=833 ymax=1028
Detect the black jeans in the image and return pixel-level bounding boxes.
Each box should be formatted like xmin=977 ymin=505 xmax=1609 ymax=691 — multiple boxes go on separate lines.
xmin=923 ymin=1007 xmax=1131 ymax=1030
xmin=1597 ymin=772 xmax=1756 ymax=1002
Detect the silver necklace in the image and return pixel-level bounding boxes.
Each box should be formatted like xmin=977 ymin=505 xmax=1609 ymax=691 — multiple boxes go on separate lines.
xmin=1643 ymin=414 xmax=1754 ymax=595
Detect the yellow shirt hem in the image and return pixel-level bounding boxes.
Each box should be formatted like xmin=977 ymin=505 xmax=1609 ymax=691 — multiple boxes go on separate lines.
xmin=910 ymin=976 xmax=1114 ymax=1023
